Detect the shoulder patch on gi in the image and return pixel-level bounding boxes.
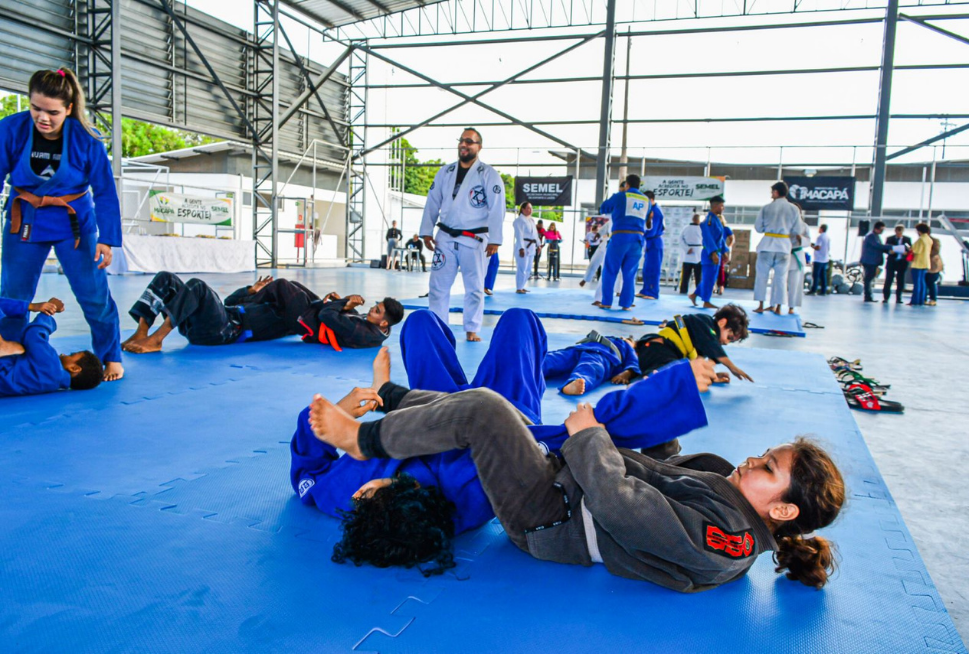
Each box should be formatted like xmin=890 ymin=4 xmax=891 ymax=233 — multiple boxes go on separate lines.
xmin=477 ymin=164 xmax=484 ymax=174
xmin=492 ymin=184 xmax=501 ymax=194
xmin=430 ymin=182 xmax=435 ymax=190
xmin=447 ymin=164 xmax=456 ymax=172
xmin=297 ymin=477 xmax=315 ymax=498
xmin=469 ymin=185 xmax=487 ymax=208
xmin=703 ymin=522 xmax=755 ymax=559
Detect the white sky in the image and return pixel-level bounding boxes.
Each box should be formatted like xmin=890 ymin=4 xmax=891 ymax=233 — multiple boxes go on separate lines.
xmin=182 ymin=2 xmax=969 ymax=168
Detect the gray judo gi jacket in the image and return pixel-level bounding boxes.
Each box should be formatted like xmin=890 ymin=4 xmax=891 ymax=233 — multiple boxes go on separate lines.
xmin=526 ymin=426 xmax=778 ymax=593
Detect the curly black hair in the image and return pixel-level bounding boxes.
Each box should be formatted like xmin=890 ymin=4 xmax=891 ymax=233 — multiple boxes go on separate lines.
xmin=332 ymin=473 xmax=457 ymax=577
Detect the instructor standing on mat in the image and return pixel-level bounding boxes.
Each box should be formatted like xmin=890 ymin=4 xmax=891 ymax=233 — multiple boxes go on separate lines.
xmin=0 ymin=68 xmax=124 ymax=382
xmin=420 ymin=128 xmax=505 ymax=342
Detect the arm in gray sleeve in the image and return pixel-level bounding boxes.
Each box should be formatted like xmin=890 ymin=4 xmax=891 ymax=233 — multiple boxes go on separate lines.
xmin=561 ymin=427 xmax=750 ymax=579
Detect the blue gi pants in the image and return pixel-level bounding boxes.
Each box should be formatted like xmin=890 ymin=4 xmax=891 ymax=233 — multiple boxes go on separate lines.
xmin=694 ymin=261 xmax=719 ymax=303
xmin=543 ymin=348 xmax=610 ymax=391
xmin=484 ymin=252 xmax=499 ymax=291
xmin=400 ymin=308 xmax=546 ymax=424
xmin=599 ymin=232 xmax=644 ymax=309
xmin=1 ymin=230 xmax=121 ymax=363
xmin=639 ymin=237 xmax=663 ymax=298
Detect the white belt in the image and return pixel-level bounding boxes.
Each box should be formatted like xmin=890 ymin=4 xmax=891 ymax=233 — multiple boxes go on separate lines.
xmin=580 ymin=497 xmax=603 ymax=564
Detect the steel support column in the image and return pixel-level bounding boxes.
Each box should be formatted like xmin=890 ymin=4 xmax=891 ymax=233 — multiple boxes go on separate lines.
xmin=82 ymin=0 xmax=123 ymax=187
xmin=594 ymin=0 xmax=617 ymax=205
xmin=346 ymin=43 xmax=368 ymax=262
xmin=252 ymin=0 xmax=281 ymax=268
xmin=870 ymin=0 xmax=900 ymax=217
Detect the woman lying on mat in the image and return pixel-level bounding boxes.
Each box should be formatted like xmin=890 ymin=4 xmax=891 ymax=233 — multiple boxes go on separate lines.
xmin=309 ymin=387 xmax=844 ymax=591
xmin=291 ymin=308 xmax=716 ymax=576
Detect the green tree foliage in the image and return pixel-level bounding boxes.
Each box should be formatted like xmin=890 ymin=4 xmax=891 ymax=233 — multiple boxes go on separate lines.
xmin=0 ymin=93 xmax=218 ymax=157
xmin=390 ymin=135 xmax=442 ymax=197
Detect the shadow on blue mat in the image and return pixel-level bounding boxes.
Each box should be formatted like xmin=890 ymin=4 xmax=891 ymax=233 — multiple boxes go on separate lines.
xmin=0 ymin=326 xmax=963 ymax=653
xmin=400 ymin=288 xmax=806 ymax=337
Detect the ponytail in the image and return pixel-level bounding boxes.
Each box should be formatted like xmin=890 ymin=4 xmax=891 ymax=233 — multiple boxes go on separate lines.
xmin=772 ymin=437 xmax=845 ymax=589
xmin=28 ymin=68 xmax=103 ymax=141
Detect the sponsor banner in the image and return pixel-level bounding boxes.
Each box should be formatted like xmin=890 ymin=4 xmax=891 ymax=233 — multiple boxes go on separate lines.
xmin=149 ymin=191 xmax=233 ymax=225
xmin=515 ymin=176 xmax=573 ymax=206
xmin=642 ymin=176 xmax=725 ymax=201
xmin=783 ymin=176 xmax=855 ymax=211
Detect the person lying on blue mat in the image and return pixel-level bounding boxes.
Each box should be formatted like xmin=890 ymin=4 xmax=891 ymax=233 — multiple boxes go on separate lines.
xmin=542 ymin=304 xmax=752 ymax=398
xmin=308 ymin=375 xmax=846 ymax=592
xmin=290 ymin=308 xmax=717 ymax=576
xmin=542 ymin=331 xmax=641 ymax=396
xmin=122 ymin=271 xmax=403 ymax=353
xmin=0 ymin=297 xmax=103 ymax=396
xmin=636 ymin=303 xmax=754 ymax=384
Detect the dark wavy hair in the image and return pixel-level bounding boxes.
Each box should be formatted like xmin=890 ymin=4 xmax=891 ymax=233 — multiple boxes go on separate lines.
xmin=772 ymin=438 xmax=845 ymax=589
xmin=332 ymin=473 xmax=457 ymax=577
xmin=714 ymin=304 xmax=750 ymax=342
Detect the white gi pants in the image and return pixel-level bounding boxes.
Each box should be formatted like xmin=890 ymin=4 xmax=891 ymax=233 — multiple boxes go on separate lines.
xmin=429 ymin=230 xmax=488 ymax=333
xmin=583 ymin=240 xmax=608 ymax=283
xmin=593 ymin=273 xmax=623 ymax=303
xmin=754 ymin=251 xmax=790 ymax=306
xmin=787 ymin=257 xmax=805 ymax=308
xmin=516 ymin=250 xmax=535 ymax=290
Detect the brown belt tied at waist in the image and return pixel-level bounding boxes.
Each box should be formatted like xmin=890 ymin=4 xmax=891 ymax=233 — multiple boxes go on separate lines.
xmin=10 ymin=188 xmax=89 ymax=248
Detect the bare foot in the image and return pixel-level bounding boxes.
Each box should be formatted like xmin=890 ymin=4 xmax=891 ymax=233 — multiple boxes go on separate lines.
xmin=309 ymin=394 xmax=365 ymax=459
xmin=688 ymin=293 xmax=697 ymax=307
xmin=562 ymin=378 xmax=586 ymax=395
xmin=702 ymin=302 xmax=718 ymax=309
xmin=753 ymin=307 xmax=765 ymax=314
xmin=579 ymin=280 xmax=586 ymax=287
xmin=484 ymin=289 xmax=493 ymax=296
xmin=622 ymin=306 xmax=633 ymax=311
xmin=467 ymin=332 xmax=482 ymax=342
xmin=372 ymin=346 xmax=390 ymax=390
xmin=122 ymin=318 xmax=151 ymax=349
xmin=103 ymin=361 xmax=124 ymax=382
xmin=516 ymin=289 xmax=526 ymax=294
xmin=598 ymin=305 xmax=612 ymax=310
xmin=0 ymin=339 xmax=25 ymax=357
xmin=772 ymin=307 xmax=782 ymax=315
xmin=122 ymin=336 xmax=163 ymax=354
xmin=788 ymin=309 xmax=795 ymax=315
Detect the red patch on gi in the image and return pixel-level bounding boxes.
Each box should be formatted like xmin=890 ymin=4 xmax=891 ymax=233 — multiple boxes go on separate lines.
xmin=703 ymin=523 xmax=755 ymax=558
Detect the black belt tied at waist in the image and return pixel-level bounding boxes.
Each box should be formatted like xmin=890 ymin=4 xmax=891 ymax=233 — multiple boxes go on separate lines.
xmin=437 ymin=223 xmax=488 ymax=242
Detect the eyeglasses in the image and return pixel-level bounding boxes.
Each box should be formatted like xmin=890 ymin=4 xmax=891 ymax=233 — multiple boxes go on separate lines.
xmin=457 ymin=138 xmax=480 ymax=145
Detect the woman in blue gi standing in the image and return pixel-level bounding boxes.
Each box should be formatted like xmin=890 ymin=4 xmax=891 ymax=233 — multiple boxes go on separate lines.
xmin=0 ymin=68 xmax=124 ymax=381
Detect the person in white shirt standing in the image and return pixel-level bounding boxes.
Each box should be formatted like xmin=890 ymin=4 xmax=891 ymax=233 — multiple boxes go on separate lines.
xmin=678 ymin=213 xmax=703 ymax=294
xmin=807 ymin=224 xmax=831 ymax=296
xmin=513 ymin=202 xmax=539 ymax=294
xmin=786 ymin=209 xmax=811 ymax=314
xmin=753 ymin=181 xmax=800 ymax=314
xmin=420 ymin=128 xmax=506 ymax=342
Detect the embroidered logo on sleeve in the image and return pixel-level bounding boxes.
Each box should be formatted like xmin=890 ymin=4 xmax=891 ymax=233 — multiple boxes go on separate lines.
xmin=297 ymin=478 xmax=315 ymax=498
xmin=703 ymin=523 xmax=755 ymax=558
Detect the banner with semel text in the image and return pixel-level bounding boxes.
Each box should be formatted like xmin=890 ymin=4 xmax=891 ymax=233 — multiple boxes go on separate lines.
xmin=642 ymin=176 xmax=725 ymax=201
xmin=149 ymin=191 xmax=233 ymax=226
xmin=514 ymin=176 xmax=573 ymax=206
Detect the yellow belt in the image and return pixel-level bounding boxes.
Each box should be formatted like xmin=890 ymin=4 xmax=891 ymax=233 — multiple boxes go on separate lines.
xmin=658 ymin=315 xmax=697 ymax=360
xmin=765 ymin=232 xmax=788 ymax=238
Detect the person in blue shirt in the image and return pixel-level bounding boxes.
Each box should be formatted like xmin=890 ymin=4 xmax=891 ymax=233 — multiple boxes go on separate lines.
xmin=291 ymin=308 xmax=716 ymax=575
xmin=0 ymin=69 xmax=124 ymax=382
xmin=543 ymin=332 xmax=640 ymax=396
xmin=597 ymin=174 xmax=650 ymax=310
xmin=689 ymin=195 xmax=727 ymax=309
xmin=0 ymin=297 xmax=103 ymax=397
xmin=637 ymin=190 xmax=665 ymax=299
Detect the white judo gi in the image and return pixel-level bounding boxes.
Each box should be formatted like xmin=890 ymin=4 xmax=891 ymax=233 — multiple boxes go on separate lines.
xmin=513 ymin=212 xmax=539 ymax=291
xmin=786 ymin=218 xmax=811 ymax=309
xmin=754 ymin=198 xmax=800 ymax=306
xmin=582 ymin=219 xmax=623 ymax=303
xmin=420 ymin=159 xmax=506 ymax=333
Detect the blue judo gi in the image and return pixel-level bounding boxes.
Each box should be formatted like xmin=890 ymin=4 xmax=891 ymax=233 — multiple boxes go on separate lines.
xmin=290 ymin=308 xmax=707 ymax=534
xmin=598 ymin=188 xmax=650 ymax=309
xmin=694 ymin=211 xmax=726 ymax=303
xmin=543 ymin=337 xmax=640 ymax=394
xmin=0 ymin=112 xmax=123 ymax=364
xmin=484 ymin=252 xmax=500 ymax=292
xmin=0 ymin=299 xmax=71 ymax=397
xmin=639 ymin=203 xmax=665 ymax=298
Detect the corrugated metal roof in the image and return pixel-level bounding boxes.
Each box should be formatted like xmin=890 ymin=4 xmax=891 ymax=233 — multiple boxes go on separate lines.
xmin=280 ymin=0 xmax=438 ymax=29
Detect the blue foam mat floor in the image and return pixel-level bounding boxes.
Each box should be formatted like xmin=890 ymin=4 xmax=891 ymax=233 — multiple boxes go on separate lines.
xmin=400 ymin=287 xmax=806 ymax=336
xmin=0 ymin=328 xmax=963 ymax=653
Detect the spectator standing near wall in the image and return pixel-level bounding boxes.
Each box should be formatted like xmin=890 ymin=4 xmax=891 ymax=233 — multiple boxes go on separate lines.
xmin=807 ymin=224 xmax=831 ymax=296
